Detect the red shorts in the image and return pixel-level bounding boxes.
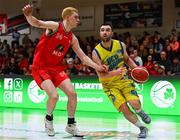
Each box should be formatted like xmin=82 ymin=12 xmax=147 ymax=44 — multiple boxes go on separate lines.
xmin=32 ymin=68 xmax=69 ymax=89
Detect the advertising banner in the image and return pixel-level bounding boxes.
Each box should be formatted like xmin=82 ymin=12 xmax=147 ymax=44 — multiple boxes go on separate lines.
xmin=0 ymin=75 xmax=179 ymax=115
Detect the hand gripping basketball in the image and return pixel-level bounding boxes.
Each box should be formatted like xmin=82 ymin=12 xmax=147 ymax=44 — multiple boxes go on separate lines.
xmin=131 ymin=66 xmax=149 ymax=84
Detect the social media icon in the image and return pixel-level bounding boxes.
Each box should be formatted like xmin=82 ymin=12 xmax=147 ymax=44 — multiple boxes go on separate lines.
xmin=14 ymin=78 xmax=23 ymax=90
xmin=4 ymin=78 xmax=13 ymax=90
xmin=14 ymin=91 xmax=23 ymax=103
xmin=4 ymin=91 xmax=13 ymax=102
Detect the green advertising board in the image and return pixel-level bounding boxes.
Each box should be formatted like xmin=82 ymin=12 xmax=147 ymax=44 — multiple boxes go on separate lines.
xmin=0 ymin=75 xmax=179 ymax=115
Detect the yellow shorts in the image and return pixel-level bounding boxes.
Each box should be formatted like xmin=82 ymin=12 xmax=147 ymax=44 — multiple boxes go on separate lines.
xmin=102 ymin=78 xmax=139 ymax=111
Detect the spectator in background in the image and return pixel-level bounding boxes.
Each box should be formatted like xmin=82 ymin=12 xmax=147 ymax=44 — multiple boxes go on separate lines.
xmin=144 ymin=55 xmax=155 ymax=75
xmin=157 ymin=65 xmax=166 ymax=76
xmin=138 ymin=39 xmax=149 ymax=62
xmin=86 ymin=43 xmax=93 ymax=54
xmin=19 ymin=53 xmax=29 ymax=74
xmin=77 ymin=36 xmax=85 ymax=53
xmin=129 ymin=52 xmax=140 ymax=66
xmin=89 ymin=35 xmax=97 ymax=47
xmin=3 ymin=57 xmax=21 ymax=75
xmin=171 ymin=57 xmax=180 ymax=75
xmin=150 ymin=63 xmax=159 ymax=76
xmin=73 ymin=56 xmax=83 ymax=75
xmin=158 ymin=51 xmax=172 ymax=75
xmin=154 ymin=31 xmax=165 ymax=47
xmin=151 ymin=37 xmax=163 ymax=61
xmin=130 ymin=35 xmax=139 ymax=50
xmin=148 ymin=48 xmax=155 ymax=59
xmin=0 ymin=40 xmax=10 ymax=56
xmin=66 ymin=60 xmax=79 ymax=75
xmin=169 ymin=35 xmax=179 ymax=55
xmin=142 ymin=32 xmax=152 ymax=48
xmin=133 ymin=49 xmax=143 ymax=66
xmin=164 ymin=38 xmax=170 ymax=48
xmin=165 ymin=43 xmax=175 ymax=62
xmin=24 ymin=64 xmax=32 ymax=75
xmin=12 ymin=27 xmax=20 ymax=46
xmin=22 ymin=34 xmax=30 ymax=45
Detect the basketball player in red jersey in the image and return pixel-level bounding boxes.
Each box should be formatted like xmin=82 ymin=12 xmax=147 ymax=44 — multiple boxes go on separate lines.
xmin=22 ymin=4 xmax=107 ymax=137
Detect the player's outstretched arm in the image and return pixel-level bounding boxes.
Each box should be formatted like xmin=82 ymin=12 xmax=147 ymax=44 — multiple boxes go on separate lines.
xmin=71 ymin=35 xmax=107 ymax=72
xmin=22 ymin=4 xmax=58 ymax=31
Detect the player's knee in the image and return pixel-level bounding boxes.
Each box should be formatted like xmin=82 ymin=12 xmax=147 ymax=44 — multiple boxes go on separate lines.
xmin=119 ymin=103 xmax=131 ymax=116
xmin=67 ymin=90 xmax=77 ymax=99
xmin=71 ymin=92 xmax=77 ymax=99
xmin=129 ymin=100 xmax=141 ymax=110
xmin=122 ymin=109 xmax=132 ymax=116
xmin=50 ymin=94 xmax=59 ymax=101
xmin=133 ymin=105 xmax=141 ymax=111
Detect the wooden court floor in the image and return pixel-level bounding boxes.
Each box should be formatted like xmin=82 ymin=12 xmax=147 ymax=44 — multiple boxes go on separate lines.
xmin=0 ymin=108 xmax=180 ymax=140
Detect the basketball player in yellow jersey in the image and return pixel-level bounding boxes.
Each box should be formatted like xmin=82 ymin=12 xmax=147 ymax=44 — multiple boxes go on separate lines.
xmin=92 ymin=23 xmax=151 ymax=138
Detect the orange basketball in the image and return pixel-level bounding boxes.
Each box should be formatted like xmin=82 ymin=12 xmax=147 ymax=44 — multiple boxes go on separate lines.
xmin=131 ymin=66 xmax=149 ymax=83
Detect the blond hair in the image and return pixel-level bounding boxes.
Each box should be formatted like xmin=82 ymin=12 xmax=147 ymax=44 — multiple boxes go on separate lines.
xmin=62 ymin=7 xmax=78 ymax=19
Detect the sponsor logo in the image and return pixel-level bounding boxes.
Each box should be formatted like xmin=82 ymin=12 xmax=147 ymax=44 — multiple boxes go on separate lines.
xmin=52 ymin=44 xmax=64 ymax=57
xmin=150 ymin=81 xmax=176 ymax=108
xmin=28 ymin=80 xmax=46 ymax=103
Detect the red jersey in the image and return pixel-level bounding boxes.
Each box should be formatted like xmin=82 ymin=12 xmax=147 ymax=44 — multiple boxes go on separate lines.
xmin=32 ymin=22 xmax=73 ymax=71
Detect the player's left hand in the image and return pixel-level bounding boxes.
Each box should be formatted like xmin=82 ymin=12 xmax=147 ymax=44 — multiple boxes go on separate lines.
xmin=22 ymin=4 xmax=33 ymax=17
xmin=97 ymin=64 xmax=108 ymax=72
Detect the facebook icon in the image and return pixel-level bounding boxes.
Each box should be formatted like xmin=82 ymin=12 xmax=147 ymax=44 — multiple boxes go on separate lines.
xmin=4 ymin=78 xmax=13 ymax=90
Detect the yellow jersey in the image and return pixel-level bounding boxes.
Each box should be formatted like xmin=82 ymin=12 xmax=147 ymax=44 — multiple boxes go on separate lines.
xmin=94 ymin=39 xmax=125 ymax=83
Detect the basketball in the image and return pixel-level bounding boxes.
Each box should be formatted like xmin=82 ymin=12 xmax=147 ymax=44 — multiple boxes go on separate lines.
xmin=131 ymin=66 xmax=149 ymax=83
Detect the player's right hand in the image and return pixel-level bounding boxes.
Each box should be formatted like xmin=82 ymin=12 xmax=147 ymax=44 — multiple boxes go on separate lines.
xmin=22 ymin=4 xmax=33 ymax=17
xmin=117 ymin=67 xmax=127 ymax=76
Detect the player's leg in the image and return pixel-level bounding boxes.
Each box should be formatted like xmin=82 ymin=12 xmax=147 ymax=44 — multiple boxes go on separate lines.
xmin=58 ymin=78 xmax=82 ymax=136
xmin=41 ymin=79 xmax=59 ymax=136
xmin=119 ymin=102 xmax=139 ymax=124
xmin=103 ymin=85 xmax=147 ymax=138
xmin=119 ymin=103 xmax=148 ymax=138
xmin=32 ymin=69 xmax=58 ymax=136
xmin=128 ymin=99 xmax=151 ymax=124
xmin=120 ymin=81 xmax=149 ymax=138
xmin=124 ymin=92 xmax=150 ymax=138
xmin=122 ymin=80 xmax=151 ymax=124
xmin=41 ymin=79 xmax=59 ymax=116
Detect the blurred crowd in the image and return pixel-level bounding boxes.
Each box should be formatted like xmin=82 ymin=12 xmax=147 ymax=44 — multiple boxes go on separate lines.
xmin=0 ymin=28 xmax=180 ymax=76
